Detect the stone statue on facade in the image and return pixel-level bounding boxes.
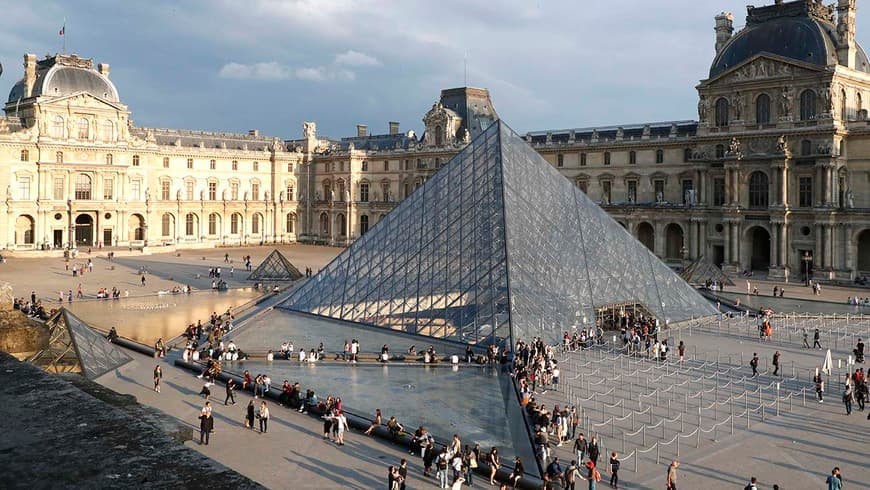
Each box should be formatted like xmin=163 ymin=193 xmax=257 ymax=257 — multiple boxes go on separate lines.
xmin=727 ymin=137 xmax=741 ymax=156
xmin=822 ymin=85 xmax=834 ymax=113
xmin=732 ymin=92 xmax=745 ymax=120
xmin=656 ymin=191 xmax=664 ymax=204
xmin=462 ymin=128 xmax=470 ymax=143
xmin=775 ymin=135 xmax=787 ymax=153
xmin=780 ymin=87 xmax=794 ymax=117
xmin=303 ymin=121 xmax=317 ymax=139
xmin=846 ymin=189 xmax=854 ymax=208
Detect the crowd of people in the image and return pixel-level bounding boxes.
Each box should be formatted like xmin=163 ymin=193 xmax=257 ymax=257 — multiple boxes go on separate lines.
xmin=13 ymin=293 xmax=52 ymax=320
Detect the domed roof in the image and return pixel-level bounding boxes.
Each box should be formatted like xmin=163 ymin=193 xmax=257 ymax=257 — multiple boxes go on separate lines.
xmin=7 ymin=55 xmax=119 ymax=103
xmin=709 ymin=4 xmax=870 ymax=78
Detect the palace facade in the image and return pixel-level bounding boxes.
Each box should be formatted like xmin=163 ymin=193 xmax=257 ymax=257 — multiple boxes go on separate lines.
xmin=2 ymin=0 xmax=870 ymax=281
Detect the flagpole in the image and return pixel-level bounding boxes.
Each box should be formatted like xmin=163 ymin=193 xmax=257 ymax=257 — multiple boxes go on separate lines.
xmin=61 ymin=18 xmax=66 ymax=54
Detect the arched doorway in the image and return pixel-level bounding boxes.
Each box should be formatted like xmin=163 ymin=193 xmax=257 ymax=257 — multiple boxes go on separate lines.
xmin=857 ymin=229 xmax=870 ymax=273
xmin=129 ymin=214 xmax=145 ymax=242
xmin=747 ymin=226 xmax=771 ymax=271
xmin=664 ymin=223 xmax=684 ymax=259
xmin=319 ymin=213 xmax=330 ymax=237
xmin=15 ymin=215 xmax=35 ymax=245
xmin=636 ymin=222 xmax=655 ymax=252
xmin=74 ymin=214 xmax=94 ymax=245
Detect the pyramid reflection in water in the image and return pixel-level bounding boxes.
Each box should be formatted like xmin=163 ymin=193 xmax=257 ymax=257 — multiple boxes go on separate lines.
xmin=281 ymin=121 xmax=716 ymax=347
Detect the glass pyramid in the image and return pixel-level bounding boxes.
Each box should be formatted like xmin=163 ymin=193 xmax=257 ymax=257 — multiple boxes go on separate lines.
xmin=248 ymin=249 xmax=303 ymax=281
xmin=281 ymin=121 xmax=717 ymax=347
xmin=28 ymin=308 xmax=133 ymax=379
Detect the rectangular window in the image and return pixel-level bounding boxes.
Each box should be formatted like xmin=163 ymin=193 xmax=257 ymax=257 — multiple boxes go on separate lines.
xmin=208 ymin=215 xmax=217 ymax=235
xmin=654 ymin=179 xmax=665 ymax=202
xmin=627 ymin=180 xmax=637 ymax=203
xmin=251 ymin=182 xmax=260 ymax=201
xmin=286 ymin=185 xmax=294 ymax=201
xmin=232 ymin=160 xmax=238 ymax=171
xmin=185 ymin=181 xmax=194 ymax=201
xmin=712 ymin=177 xmax=726 ymax=206
xmin=132 ymin=155 xmax=140 ymax=166
xmin=601 ymin=181 xmax=612 ymax=203
xmin=53 ymin=177 xmax=65 ymax=200
xmin=799 ymin=176 xmax=813 ymax=207
xmin=103 ymin=178 xmax=114 ymax=200
xmin=382 ymin=182 xmax=390 ymax=202
xmin=557 ymin=154 xmax=564 ymax=167
xmin=603 ymin=152 xmax=611 ymax=166
xmin=208 ymin=182 xmax=217 ymax=201
xmin=580 ymin=153 xmax=587 ymax=166
xmin=384 ymin=161 xmax=389 ymax=172
xmin=360 ymin=183 xmax=370 ymax=202
xmin=577 ymin=181 xmax=588 ymax=194
xmin=231 ymin=182 xmax=239 ymax=200
xmin=253 ymin=161 xmax=259 ymax=171
xmin=161 ymin=181 xmax=171 ymax=200
xmin=629 ymin=151 xmax=637 ymax=165
xmin=287 ymin=162 xmax=293 ymax=172
xmin=18 ymin=177 xmax=30 ymax=200
xmin=163 ymin=157 xmax=170 ymax=168
xmin=210 ymin=159 xmax=216 ymax=170
xmin=131 ymin=180 xmax=141 ymax=201
xmin=187 ymin=158 xmax=193 ymax=169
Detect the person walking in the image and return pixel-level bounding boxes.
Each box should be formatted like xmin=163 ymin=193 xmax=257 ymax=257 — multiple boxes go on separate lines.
xmin=772 ymin=351 xmax=781 ymax=377
xmin=609 ymin=452 xmax=620 ymax=489
xmin=843 ymin=384 xmax=854 ymax=415
xmin=565 ymin=460 xmax=579 ymax=490
xmin=588 ymin=436 xmax=600 ymax=466
xmin=574 ymin=433 xmax=588 ymax=464
xmin=245 ymin=400 xmax=256 ymax=429
xmin=744 ymin=476 xmax=758 ymax=490
xmin=335 ymin=410 xmax=349 ymax=446
xmin=803 ymin=329 xmax=811 ymax=349
xmin=666 ymin=460 xmax=679 ymax=490
xmin=826 ymin=467 xmax=843 ymax=490
xmin=224 ymin=378 xmax=236 ymax=405
xmin=750 ymin=353 xmax=759 ymax=377
xmin=814 ymin=328 xmax=822 ymax=349
xmin=814 ymin=371 xmax=825 ymax=403
xmin=199 ymin=403 xmax=214 ymax=445
xmin=153 ymin=365 xmax=162 ymax=393
xmin=258 ymin=401 xmax=270 ymax=433
xmin=487 ymin=447 xmax=500 ymax=486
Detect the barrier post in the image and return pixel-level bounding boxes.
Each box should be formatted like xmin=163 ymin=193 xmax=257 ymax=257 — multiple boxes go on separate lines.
xmin=656 ymin=443 xmax=660 ymax=465
xmin=696 ymin=427 xmax=701 ymax=448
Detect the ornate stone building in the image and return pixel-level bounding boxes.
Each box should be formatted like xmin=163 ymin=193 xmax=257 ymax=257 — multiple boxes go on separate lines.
xmin=2 ymin=0 xmax=869 ymax=282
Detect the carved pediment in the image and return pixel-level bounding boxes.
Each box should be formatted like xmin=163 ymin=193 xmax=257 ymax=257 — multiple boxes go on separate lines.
xmin=703 ymin=54 xmax=824 ymax=87
xmin=40 ymin=91 xmax=127 ymax=112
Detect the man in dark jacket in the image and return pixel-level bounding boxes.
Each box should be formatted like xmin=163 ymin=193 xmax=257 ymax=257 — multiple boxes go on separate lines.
xmin=224 ymin=378 xmax=236 ymax=405
xmin=199 ymin=410 xmax=214 ymax=445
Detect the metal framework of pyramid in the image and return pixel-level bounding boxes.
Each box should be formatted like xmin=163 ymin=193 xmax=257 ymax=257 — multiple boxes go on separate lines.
xmin=280 ymin=121 xmax=717 ymax=347
xmin=248 ymin=249 xmax=303 ymax=281
xmin=27 ymin=308 xmax=133 ymax=379
xmin=680 ymin=255 xmax=735 ymax=286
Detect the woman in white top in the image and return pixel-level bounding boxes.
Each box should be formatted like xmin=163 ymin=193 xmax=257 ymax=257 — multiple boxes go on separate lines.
xmin=298 ymin=348 xmax=306 ymax=362
xmin=334 ymin=410 xmax=349 ymax=446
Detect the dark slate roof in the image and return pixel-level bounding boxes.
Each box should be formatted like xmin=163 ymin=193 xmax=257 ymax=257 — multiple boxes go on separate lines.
xmin=8 ymin=54 xmax=119 ymax=103
xmin=128 ymin=127 xmax=280 ymax=151
xmin=709 ymin=1 xmax=870 ymax=78
xmin=525 ymin=121 xmax=698 ymax=145
xmin=337 ymin=133 xmax=417 ymax=151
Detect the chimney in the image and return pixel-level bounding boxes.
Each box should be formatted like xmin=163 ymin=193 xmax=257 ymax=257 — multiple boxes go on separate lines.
xmin=248 ymin=129 xmax=259 ymax=136
xmin=389 ymin=121 xmax=400 ymax=135
xmin=98 ymin=63 xmax=110 ymax=78
xmin=23 ymin=54 xmax=37 ymax=98
xmin=714 ymin=12 xmax=734 ymax=54
xmin=356 ymin=124 xmax=367 ymax=138
xmin=837 ymin=0 xmax=857 ymax=69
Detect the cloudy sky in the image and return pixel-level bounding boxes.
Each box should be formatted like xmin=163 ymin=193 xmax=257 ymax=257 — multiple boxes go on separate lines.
xmin=1 ymin=1 xmax=868 ymax=139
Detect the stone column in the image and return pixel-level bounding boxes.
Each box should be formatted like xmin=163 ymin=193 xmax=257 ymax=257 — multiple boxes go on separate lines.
xmin=780 ymin=164 xmax=788 ymax=206
xmin=724 ymin=222 xmax=732 ymax=264
xmin=771 ymin=168 xmax=780 ymax=206
xmin=828 ymin=167 xmax=837 ymax=207
xmin=770 ymin=223 xmax=779 ymax=268
xmin=699 ymin=221 xmax=707 ymax=258
xmin=825 ymin=224 xmax=834 ymax=270
xmin=814 ymin=225 xmax=823 ymax=268
xmin=732 ymin=221 xmax=740 ymax=265
xmin=724 ymin=168 xmax=732 ymax=205
xmin=779 ymin=223 xmax=789 ymax=270
xmin=844 ymin=224 xmax=853 ymax=271
xmin=816 ymin=166 xmax=825 ymax=207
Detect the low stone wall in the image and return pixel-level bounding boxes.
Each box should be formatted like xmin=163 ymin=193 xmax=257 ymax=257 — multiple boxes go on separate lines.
xmin=0 ymin=352 xmax=262 ymax=489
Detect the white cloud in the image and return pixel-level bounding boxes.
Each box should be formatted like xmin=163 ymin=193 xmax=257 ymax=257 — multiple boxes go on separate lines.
xmin=334 ymin=50 xmax=381 ymax=67
xmin=219 ymin=61 xmax=358 ymax=83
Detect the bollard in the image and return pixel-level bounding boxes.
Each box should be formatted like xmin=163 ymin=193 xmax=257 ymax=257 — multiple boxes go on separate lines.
xmin=634 ymin=449 xmax=638 ymax=473
xmin=730 ymin=413 xmax=734 ymax=434
xmin=696 ymin=427 xmax=701 ymax=448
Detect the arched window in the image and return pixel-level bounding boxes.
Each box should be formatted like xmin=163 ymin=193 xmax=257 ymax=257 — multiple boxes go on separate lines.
xmin=320 ymin=212 xmax=330 ymax=236
xmin=78 ymin=118 xmax=89 ymax=139
xmin=286 ymin=213 xmax=296 ymax=233
xmin=105 ymin=154 xmax=113 ymax=165
xmin=338 ymin=214 xmax=347 ymax=237
xmin=715 ymin=97 xmax=729 ymax=126
xmin=74 ymin=174 xmax=92 ymax=200
xmin=208 ymin=213 xmax=218 ymax=235
xmin=715 ymin=144 xmax=725 ymax=159
xmin=102 ymin=120 xmax=114 ymax=142
xmin=841 ymin=88 xmax=848 ymax=121
xmin=360 ymin=215 xmax=369 ymax=235
xmin=20 ymin=149 xmax=29 ymax=162
xmin=756 ymin=93 xmax=771 ymax=124
xmin=185 ymin=213 xmax=196 ymax=236
xmin=800 ymin=89 xmax=817 ymax=121
xmin=656 ymin=149 xmax=664 ymax=163
xmin=251 ymin=213 xmax=260 ymax=234
xmin=629 ymin=151 xmax=637 ymax=164
xmin=161 ymin=213 xmax=172 ymax=236
xmin=230 ymin=213 xmax=240 ymax=234
xmin=434 ymin=125 xmax=443 ymax=146
xmin=52 ymin=116 xmax=64 ymax=138
xmin=748 ymin=172 xmax=769 ymax=208
xmin=801 ymin=139 xmax=812 ymax=156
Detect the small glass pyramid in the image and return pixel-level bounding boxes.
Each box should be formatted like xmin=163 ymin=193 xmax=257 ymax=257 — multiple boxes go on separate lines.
xmin=280 ymin=121 xmax=717 ymax=347
xmin=248 ymin=249 xmax=303 ymax=281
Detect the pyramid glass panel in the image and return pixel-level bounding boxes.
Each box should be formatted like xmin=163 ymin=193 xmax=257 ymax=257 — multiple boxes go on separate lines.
xmin=281 ymin=120 xmax=717 ymax=347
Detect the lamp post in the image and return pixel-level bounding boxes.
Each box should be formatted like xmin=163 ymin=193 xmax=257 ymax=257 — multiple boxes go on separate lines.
xmin=802 ymin=251 xmax=812 ymax=287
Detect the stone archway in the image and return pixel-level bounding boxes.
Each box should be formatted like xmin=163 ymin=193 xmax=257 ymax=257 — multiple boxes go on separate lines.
xmin=664 ymin=223 xmax=684 ymax=259
xmin=128 ymin=214 xmax=145 ymax=242
xmin=636 ymin=222 xmax=655 ymax=252
xmin=745 ymin=226 xmax=771 ymax=271
xmin=74 ymin=214 xmax=94 ymax=246
xmin=15 ymin=215 xmax=35 ymax=245
xmin=858 ymin=229 xmax=870 ymax=273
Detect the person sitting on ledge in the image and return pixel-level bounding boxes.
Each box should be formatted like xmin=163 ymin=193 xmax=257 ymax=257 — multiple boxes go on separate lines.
xmin=154 ymin=337 xmax=166 ymax=358
xmin=386 ymin=416 xmax=404 ymax=443
xmin=106 ymin=327 xmax=119 ymax=342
